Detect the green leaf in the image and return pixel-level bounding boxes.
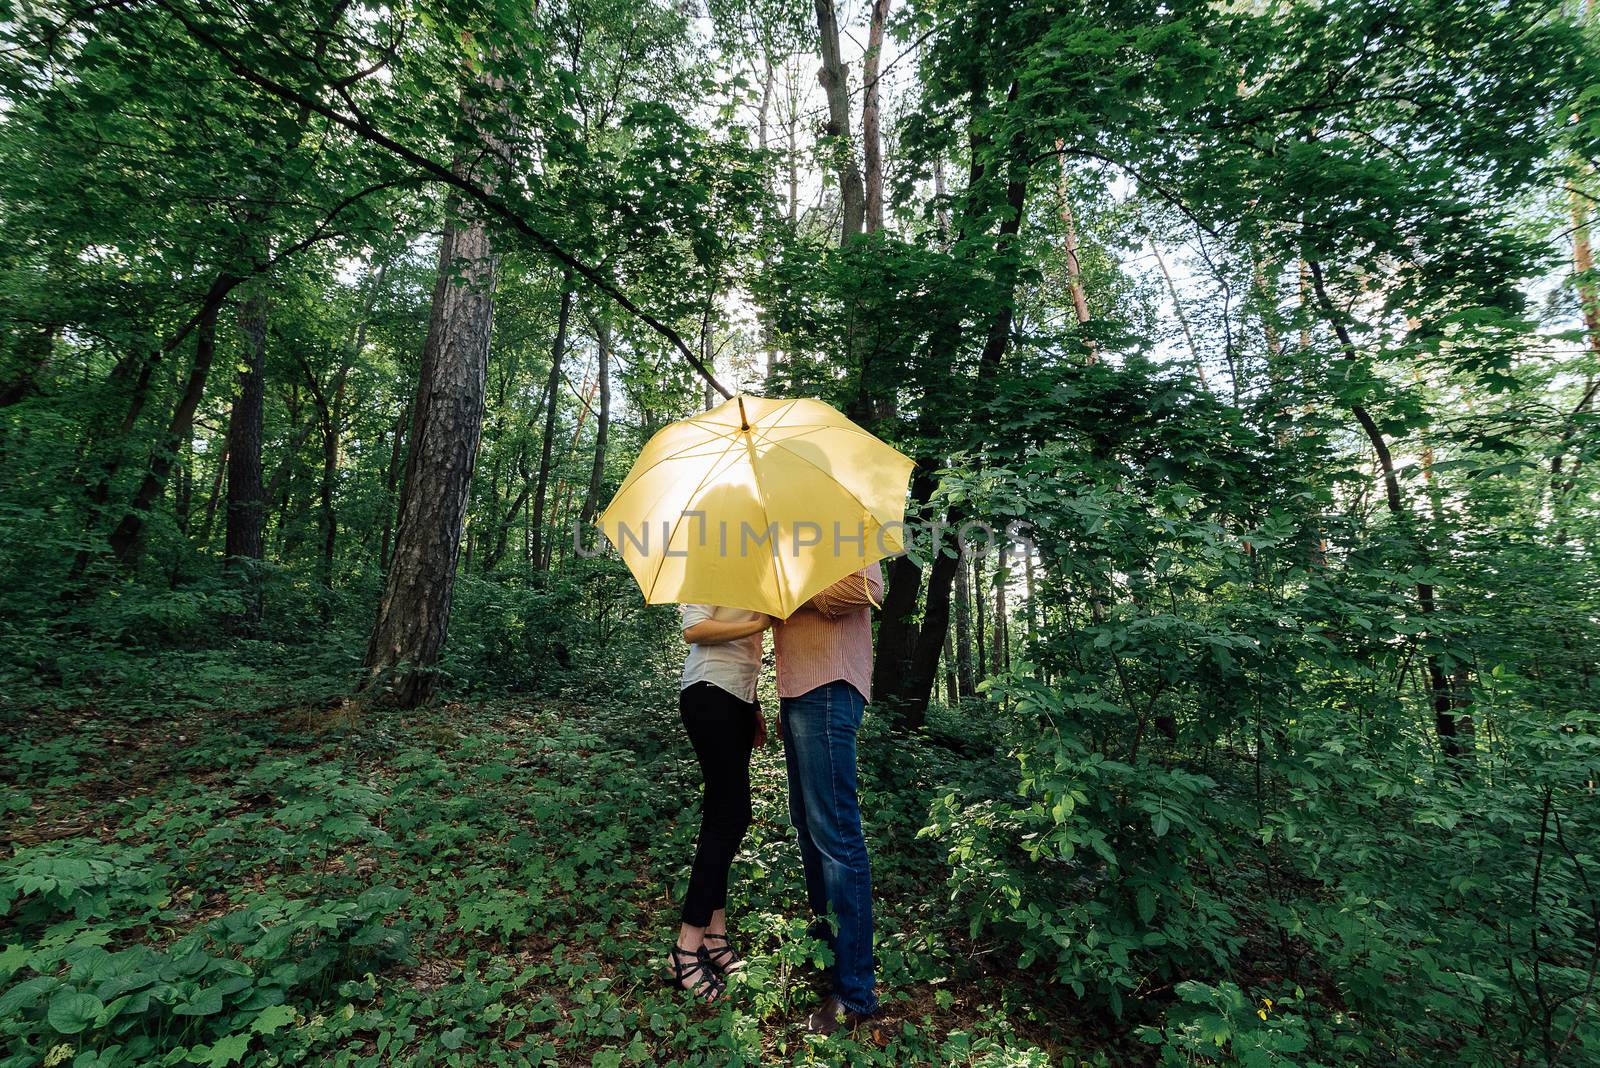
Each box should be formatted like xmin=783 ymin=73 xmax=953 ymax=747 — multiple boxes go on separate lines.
xmin=205 ymin=1033 xmax=251 ymax=1067
xmin=0 ymin=974 xmax=58 ymax=1016
xmin=1137 ymin=886 xmax=1157 ymax=924
xmin=47 ymin=988 xmax=104 ymax=1035
xmin=174 ymin=986 xmax=225 ymax=1017
xmin=251 ymin=1004 xmax=297 ymax=1035
xmin=0 ymin=944 xmax=30 ymax=980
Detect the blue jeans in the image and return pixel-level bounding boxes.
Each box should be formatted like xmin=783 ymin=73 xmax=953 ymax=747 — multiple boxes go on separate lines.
xmin=780 ymin=680 xmax=877 ymax=1015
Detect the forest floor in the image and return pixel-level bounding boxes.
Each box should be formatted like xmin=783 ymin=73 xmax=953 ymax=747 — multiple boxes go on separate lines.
xmin=1 ymin=682 xmax=1146 ymax=1067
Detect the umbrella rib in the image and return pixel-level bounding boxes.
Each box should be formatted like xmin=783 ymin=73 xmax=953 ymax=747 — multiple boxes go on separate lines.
xmin=768 ymin=437 xmax=905 ymax=530
xmin=642 ymin=443 xmax=745 ymax=603
xmin=750 ymin=397 xmax=803 ymax=433
xmin=742 ymin=429 xmax=792 ymax=618
xmin=609 ymin=428 xmax=732 ymax=499
xmin=758 ymin=418 xmax=896 ymax=444
xmin=749 ymin=399 xmax=898 ymax=447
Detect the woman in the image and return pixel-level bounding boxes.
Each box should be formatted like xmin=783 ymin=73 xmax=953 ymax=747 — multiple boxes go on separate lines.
xmin=666 ymin=603 xmax=772 ymax=1001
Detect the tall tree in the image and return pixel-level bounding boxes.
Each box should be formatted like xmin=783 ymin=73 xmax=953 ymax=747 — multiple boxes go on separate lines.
xmin=364 ymin=41 xmax=511 ymax=702
xmin=528 ymin=279 xmax=574 ymax=572
xmin=224 ymin=282 xmax=270 ymax=624
xmin=577 ymin=310 xmax=613 ymax=530
xmin=815 ymin=0 xmax=865 ymax=241
xmin=862 ymin=0 xmax=891 ymax=234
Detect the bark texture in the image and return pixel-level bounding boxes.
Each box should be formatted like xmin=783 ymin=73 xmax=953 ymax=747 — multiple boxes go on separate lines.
xmin=814 ymin=0 xmax=865 ymax=242
xmin=363 ymin=215 xmax=498 ymax=705
xmin=862 ymin=0 xmax=891 ymax=234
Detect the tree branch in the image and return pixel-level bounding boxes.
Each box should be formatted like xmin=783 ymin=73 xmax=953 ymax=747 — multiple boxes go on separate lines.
xmin=158 ymin=0 xmax=732 ymax=399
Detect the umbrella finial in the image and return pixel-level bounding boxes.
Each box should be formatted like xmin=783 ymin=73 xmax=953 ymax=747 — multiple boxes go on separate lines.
xmin=737 ymin=394 xmax=750 ymax=432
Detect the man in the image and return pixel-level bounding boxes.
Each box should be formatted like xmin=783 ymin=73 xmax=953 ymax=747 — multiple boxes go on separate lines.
xmin=773 ymin=562 xmax=883 ymax=1035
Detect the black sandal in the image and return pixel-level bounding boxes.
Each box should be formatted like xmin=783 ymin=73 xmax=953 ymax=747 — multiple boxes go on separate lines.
xmin=667 ymin=943 xmax=724 ymax=1001
xmin=702 ymin=932 xmax=744 ymax=975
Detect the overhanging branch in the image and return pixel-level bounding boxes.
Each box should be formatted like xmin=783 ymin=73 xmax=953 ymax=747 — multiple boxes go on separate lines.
xmin=157 ymin=0 xmax=733 ymax=400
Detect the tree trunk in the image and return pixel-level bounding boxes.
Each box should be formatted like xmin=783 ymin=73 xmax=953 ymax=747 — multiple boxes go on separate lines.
xmin=871 ymin=465 xmax=934 ymax=705
xmin=316 ymin=370 xmax=346 ymax=622
xmin=1553 ymin=174 xmax=1600 ymax=492
xmin=0 ymin=323 xmax=58 ymax=408
xmin=73 ymin=271 xmax=241 ymax=578
xmin=577 ymin=311 xmax=612 ymax=530
xmin=873 ymin=83 xmax=1030 ymax=724
xmin=786 ymin=64 xmax=801 ymax=225
xmin=314 ymin=257 xmax=386 ymax=603
xmin=106 ymin=276 xmax=237 ymax=568
xmin=378 ymin=401 xmax=408 ymax=574
xmin=225 ymin=285 xmax=270 ymax=625
xmin=814 ymin=0 xmax=865 ymax=242
xmin=488 ymin=441 xmax=533 ymax=571
xmin=1022 ymin=543 xmax=1039 ymax=649
xmin=529 ymin=279 xmax=574 ymax=572
xmin=1054 ymin=148 xmax=1095 ymax=361
xmin=174 ymin=452 xmax=193 ymax=537
xmin=862 ymin=0 xmax=891 ymax=234
xmin=943 ymin=628 xmax=959 ymax=708
xmin=1307 ymin=258 xmax=1474 ymax=765
xmin=894 ymin=112 xmax=1030 ymax=713
xmin=1148 ymin=234 xmax=1207 ymax=389
xmin=198 ymin=444 xmax=228 ymax=547
xmin=362 ymin=214 xmax=498 ymax=706
xmin=991 ymin=545 xmax=1008 ymax=675
xmin=953 ymin=544 xmax=976 ymax=698
xmin=973 ymin=544 xmax=988 ymax=682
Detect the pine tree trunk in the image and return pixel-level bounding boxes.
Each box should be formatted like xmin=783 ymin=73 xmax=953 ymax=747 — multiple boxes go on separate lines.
xmin=362 ymin=214 xmax=498 ymax=705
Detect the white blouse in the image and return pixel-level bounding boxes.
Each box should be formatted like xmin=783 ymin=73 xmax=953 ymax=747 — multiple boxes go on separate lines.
xmin=678 ymin=603 xmax=763 ymax=704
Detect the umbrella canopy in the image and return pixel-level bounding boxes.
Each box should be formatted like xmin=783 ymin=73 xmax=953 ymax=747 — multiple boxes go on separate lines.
xmin=598 ymin=394 xmax=916 ymax=618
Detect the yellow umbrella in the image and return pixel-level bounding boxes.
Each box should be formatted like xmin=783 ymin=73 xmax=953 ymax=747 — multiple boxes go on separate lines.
xmin=598 ymin=394 xmax=916 ymax=618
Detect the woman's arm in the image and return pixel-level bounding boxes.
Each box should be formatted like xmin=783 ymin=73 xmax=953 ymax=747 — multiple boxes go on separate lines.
xmin=683 ymin=615 xmax=772 ymax=645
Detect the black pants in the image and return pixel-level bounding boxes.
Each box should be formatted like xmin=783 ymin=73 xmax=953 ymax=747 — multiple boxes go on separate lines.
xmin=679 ymin=680 xmax=757 ymax=927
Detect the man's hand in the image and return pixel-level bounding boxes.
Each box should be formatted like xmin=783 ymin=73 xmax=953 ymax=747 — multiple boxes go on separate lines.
xmin=753 ymin=707 xmax=769 ymax=748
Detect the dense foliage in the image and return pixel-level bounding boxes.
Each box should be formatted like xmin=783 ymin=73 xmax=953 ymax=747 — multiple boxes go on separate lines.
xmin=3 ymin=0 xmax=1599 ymax=1064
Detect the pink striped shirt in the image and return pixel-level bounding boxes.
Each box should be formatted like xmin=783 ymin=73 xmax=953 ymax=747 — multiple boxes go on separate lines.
xmin=772 ymin=563 xmax=884 ymax=701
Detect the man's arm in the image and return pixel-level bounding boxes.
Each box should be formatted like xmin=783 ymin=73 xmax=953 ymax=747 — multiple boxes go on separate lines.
xmin=808 ymin=563 xmax=884 ymax=619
